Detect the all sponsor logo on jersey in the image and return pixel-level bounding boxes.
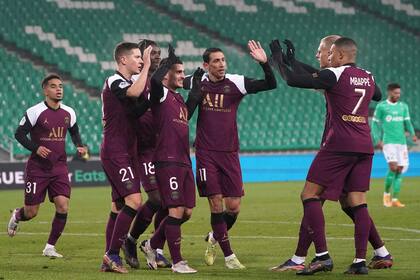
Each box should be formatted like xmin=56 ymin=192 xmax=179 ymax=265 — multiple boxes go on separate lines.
xmin=48 ymin=127 xmax=65 ymax=138
xmin=202 ymin=93 xmax=232 ymax=112
xmin=41 ymin=126 xmax=65 ymax=141
xmin=173 ymin=107 xmax=188 ymax=125
xmin=203 ymin=93 xmax=224 ymax=108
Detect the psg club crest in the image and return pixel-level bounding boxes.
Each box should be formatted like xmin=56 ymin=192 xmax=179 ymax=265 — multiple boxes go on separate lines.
xmin=150 ymin=175 xmax=157 ymax=185
xmin=64 ymin=116 xmax=70 ymax=125
xmin=223 ymin=85 xmax=230 ymax=94
xmin=171 ymin=191 xmax=179 ymax=200
xmin=125 ymin=180 xmax=133 ymax=190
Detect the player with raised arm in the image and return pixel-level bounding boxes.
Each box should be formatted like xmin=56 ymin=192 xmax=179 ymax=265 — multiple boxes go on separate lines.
xmin=8 ymin=74 xmax=87 ymax=258
xmin=100 ymin=42 xmax=152 ymax=273
xmin=270 ymin=36 xmax=392 ymax=272
xmin=121 ymin=39 xmax=171 ymax=269
xmin=270 ymin=37 xmax=383 ymax=275
xmin=372 ymin=83 xmax=417 ymax=207
xmin=140 ymin=45 xmax=201 ymax=274
xmin=185 ymin=41 xmax=276 ymax=269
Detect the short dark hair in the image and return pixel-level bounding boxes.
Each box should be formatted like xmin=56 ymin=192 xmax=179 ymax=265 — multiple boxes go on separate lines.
xmin=160 ymin=57 xmax=183 ymax=67
xmin=387 ymin=83 xmax=401 ymax=91
xmin=202 ymin=47 xmax=223 ymax=63
xmin=333 ymin=37 xmax=357 ymax=49
xmin=114 ymin=42 xmax=139 ymax=62
xmin=41 ymin=74 xmax=62 ymax=88
xmin=138 ymin=39 xmax=158 ymax=55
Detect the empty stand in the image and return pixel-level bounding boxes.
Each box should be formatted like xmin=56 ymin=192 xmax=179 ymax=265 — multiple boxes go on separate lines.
xmin=0 ymin=0 xmax=418 ymax=155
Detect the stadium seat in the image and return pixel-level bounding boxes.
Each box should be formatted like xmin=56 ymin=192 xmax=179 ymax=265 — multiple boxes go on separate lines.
xmin=0 ymin=1 xmax=418 ymax=153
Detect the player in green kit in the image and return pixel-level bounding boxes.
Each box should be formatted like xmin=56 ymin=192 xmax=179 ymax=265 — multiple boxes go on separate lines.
xmin=372 ymin=83 xmax=417 ymax=207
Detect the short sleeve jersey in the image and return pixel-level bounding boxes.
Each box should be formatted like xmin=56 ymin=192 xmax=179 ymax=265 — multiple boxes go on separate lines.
xmin=373 ymin=100 xmax=412 ymax=144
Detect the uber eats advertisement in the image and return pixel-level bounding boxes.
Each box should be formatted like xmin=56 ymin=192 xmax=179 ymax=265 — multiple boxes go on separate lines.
xmin=0 ymin=161 xmax=108 ymax=189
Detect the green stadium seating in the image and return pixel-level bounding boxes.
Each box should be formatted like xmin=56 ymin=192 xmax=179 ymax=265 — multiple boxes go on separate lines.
xmin=0 ymin=0 xmax=418 ymax=154
xmin=153 ymin=0 xmax=420 ymax=134
xmin=0 ymin=48 xmax=102 ymax=156
xmin=352 ymin=0 xmax=420 ymax=30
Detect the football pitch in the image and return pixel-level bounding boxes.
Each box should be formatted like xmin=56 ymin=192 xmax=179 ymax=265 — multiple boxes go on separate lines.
xmin=1 ymin=178 xmax=420 ymax=280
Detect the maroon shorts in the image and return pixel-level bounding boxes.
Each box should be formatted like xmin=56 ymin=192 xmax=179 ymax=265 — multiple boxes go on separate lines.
xmin=306 ymin=150 xmax=373 ymax=201
xmin=195 ymin=149 xmax=244 ymax=198
xmin=24 ymin=173 xmax=70 ymax=206
xmin=138 ymin=151 xmax=159 ymax=193
xmin=155 ymin=164 xmax=195 ymax=209
xmin=101 ymin=157 xmax=141 ymax=202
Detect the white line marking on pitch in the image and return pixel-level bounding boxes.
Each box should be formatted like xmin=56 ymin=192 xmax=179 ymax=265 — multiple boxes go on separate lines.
xmin=2 ymin=219 xmax=419 ymax=234
xmin=239 ymin=220 xmax=420 ymax=234
xmin=2 ymin=232 xmax=420 ymax=241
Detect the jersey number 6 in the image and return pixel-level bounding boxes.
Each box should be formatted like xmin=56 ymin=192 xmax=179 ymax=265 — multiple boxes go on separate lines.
xmin=169 ymin=177 xmax=179 ymax=190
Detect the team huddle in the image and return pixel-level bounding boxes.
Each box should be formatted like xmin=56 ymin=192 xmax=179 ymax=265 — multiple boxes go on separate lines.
xmin=7 ymin=34 xmax=416 ymax=275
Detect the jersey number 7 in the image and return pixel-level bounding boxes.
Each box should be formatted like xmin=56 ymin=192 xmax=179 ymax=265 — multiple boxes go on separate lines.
xmin=352 ymin=88 xmax=366 ymax=115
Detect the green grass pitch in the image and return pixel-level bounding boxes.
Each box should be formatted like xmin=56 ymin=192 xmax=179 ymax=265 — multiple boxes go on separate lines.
xmin=1 ymin=178 xmax=420 ymax=279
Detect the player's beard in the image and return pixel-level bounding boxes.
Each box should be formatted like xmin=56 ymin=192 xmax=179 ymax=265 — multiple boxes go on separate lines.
xmin=150 ymin=60 xmax=160 ymax=72
xmin=52 ymin=97 xmax=63 ymax=102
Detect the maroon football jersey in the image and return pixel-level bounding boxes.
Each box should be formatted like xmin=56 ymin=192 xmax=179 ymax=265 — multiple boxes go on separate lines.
xmin=100 ymin=72 xmax=138 ymax=159
xmin=22 ymin=102 xmax=76 ymax=175
xmin=137 ymin=109 xmax=155 ymax=153
xmin=136 ymin=86 xmax=156 ymax=153
xmin=151 ymin=87 xmax=191 ymax=165
xmin=195 ymin=74 xmax=247 ymax=152
xmin=322 ymin=65 xmax=375 ymax=154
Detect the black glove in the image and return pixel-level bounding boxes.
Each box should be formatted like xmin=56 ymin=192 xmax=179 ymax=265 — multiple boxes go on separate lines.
xmin=283 ymin=39 xmax=295 ymax=65
xmin=186 ymin=68 xmax=205 ymax=120
xmin=168 ymin=43 xmax=176 ymax=61
xmin=269 ymin=39 xmax=284 ymax=64
xmin=191 ymin=67 xmax=205 ymax=92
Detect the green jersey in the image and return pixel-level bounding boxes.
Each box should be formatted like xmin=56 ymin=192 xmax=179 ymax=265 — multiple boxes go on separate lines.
xmin=372 ymin=100 xmax=415 ymax=145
